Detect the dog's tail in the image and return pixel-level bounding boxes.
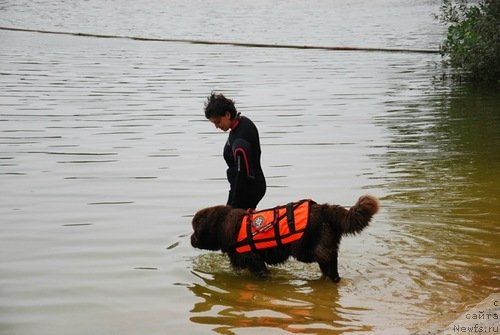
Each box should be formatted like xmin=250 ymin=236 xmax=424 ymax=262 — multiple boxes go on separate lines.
xmin=340 ymin=195 xmax=379 ymax=235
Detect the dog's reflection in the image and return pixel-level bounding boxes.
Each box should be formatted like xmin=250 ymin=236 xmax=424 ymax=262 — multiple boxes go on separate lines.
xmin=188 ymin=254 xmax=373 ymax=334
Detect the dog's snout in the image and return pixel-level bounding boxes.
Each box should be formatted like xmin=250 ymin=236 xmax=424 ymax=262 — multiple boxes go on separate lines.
xmin=190 ymin=234 xmax=198 ymax=247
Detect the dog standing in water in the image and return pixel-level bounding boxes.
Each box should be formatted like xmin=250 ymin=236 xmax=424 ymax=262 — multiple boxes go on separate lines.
xmin=191 ymin=195 xmax=379 ymax=282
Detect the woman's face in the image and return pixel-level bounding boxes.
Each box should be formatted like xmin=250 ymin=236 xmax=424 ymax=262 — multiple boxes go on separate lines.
xmin=209 ymin=111 xmax=233 ymax=132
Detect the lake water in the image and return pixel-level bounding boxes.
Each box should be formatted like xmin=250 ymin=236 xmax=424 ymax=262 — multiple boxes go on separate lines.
xmin=1 ymin=1 xmax=499 ymax=334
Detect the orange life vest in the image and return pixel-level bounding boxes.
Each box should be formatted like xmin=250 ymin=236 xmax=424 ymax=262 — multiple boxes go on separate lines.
xmin=235 ymin=199 xmax=313 ymax=253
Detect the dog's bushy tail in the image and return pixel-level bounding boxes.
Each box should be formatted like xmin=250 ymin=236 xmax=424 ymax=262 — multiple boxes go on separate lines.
xmin=341 ymin=195 xmax=379 ymax=235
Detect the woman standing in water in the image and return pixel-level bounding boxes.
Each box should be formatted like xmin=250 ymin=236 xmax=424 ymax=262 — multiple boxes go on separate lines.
xmin=204 ymin=92 xmax=266 ymax=209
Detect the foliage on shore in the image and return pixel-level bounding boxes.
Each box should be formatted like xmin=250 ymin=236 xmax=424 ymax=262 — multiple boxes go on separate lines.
xmin=439 ymin=0 xmax=500 ymax=83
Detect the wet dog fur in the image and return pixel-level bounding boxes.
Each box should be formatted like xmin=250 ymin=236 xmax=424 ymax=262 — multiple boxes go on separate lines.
xmin=190 ymin=195 xmax=379 ymax=282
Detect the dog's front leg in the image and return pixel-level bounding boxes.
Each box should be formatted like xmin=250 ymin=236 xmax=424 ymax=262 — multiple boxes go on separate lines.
xmin=228 ymin=252 xmax=269 ymax=278
xmin=248 ymin=256 xmax=269 ymax=278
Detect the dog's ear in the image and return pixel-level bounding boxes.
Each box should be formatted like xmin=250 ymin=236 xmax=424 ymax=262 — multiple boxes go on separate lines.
xmin=192 ymin=206 xmax=226 ymax=229
xmin=191 ymin=208 xmax=208 ymax=230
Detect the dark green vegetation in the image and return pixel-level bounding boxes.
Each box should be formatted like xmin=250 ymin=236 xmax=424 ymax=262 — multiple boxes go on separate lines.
xmin=439 ymin=0 xmax=500 ymax=83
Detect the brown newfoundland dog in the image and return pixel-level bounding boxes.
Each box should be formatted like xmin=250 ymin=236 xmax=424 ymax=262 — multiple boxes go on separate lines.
xmin=191 ymin=195 xmax=379 ymax=282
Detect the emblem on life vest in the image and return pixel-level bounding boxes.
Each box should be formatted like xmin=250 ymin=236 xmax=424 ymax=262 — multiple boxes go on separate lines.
xmin=252 ymin=216 xmax=265 ymax=230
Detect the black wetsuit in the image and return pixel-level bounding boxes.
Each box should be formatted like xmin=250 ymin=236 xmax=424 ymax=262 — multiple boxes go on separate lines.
xmin=223 ymin=115 xmax=266 ymax=209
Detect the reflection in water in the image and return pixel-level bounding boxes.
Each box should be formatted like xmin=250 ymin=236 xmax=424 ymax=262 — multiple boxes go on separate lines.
xmin=189 ymin=254 xmax=372 ymax=334
xmin=374 ymin=84 xmax=500 ymax=326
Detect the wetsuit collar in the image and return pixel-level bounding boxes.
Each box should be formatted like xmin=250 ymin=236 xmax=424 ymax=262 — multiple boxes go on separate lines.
xmin=230 ymin=113 xmax=241 ymax=130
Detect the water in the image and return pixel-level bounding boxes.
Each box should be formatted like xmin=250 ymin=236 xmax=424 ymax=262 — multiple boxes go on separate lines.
xmin=0 ymin=0 xmax=444 ymax=49
xmin=1 ymin=1 xmax=499 ymax=335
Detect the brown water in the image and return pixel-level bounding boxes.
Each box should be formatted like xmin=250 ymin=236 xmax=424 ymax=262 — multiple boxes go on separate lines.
xmin=1 ymin=2 xmax=499 ymax=334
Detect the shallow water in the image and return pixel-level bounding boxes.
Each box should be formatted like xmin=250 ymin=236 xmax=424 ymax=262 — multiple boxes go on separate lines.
xmin=1 ymin=1 xmax=499 ymax=335
xmin=0 ymin=0 xmax=444 ymax=49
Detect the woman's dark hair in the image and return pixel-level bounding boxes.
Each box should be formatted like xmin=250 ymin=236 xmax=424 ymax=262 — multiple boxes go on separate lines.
xmin=204 ymin=92 xmax=237 ymax=119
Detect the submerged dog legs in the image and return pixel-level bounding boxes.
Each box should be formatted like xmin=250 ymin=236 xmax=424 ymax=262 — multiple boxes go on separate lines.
xmin=247 ymin=257 xmax=269 ymax=278
xmin=229 ymin=252 xmax=270 ymax=278
xmin=319 ymin=252 xmax=341 ymax=282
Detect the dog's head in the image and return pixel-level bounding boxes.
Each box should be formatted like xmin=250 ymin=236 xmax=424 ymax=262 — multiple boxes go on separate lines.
xmin=190 ymin=205 xmax=229 ymax=251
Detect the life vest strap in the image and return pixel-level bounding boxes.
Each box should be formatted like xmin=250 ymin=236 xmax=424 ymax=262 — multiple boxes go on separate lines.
xmin=286 ymin=202 xmax=295 ymax=234
xmin=273 ymin=207 xmax=283 ymax=248
xmin=245 ymin=209 xmax=258 ymax=252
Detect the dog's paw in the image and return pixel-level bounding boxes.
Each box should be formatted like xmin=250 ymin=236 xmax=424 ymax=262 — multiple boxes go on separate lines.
xmin=325 ymin=275 xmax=341 ymax=283
xmin=331 ymin=276 xmax=341 ymax=283
xmin=320 ymin=274 xmax=341 ymax=283
xmin=254 ymin=269 xmax=270 ymax=279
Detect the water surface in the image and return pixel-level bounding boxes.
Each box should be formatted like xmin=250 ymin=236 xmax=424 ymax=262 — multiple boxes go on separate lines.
xmin=1 ymin=1 xmax=499 ymax=335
